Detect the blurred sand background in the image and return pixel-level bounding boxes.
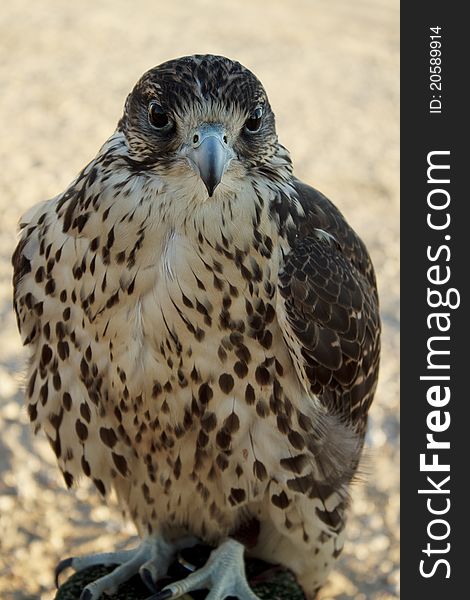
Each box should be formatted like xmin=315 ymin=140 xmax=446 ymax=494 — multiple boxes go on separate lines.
xmin=0 ymin=0 xmax=399 ymax=598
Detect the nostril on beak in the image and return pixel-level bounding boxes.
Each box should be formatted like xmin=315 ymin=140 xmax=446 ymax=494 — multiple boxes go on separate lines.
xmin=187 ymin=124 xmax=233 ymax=197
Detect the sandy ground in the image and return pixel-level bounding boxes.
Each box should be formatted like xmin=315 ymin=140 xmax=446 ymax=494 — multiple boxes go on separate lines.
xmin=0 ymin=1 xmax=399 ymax=598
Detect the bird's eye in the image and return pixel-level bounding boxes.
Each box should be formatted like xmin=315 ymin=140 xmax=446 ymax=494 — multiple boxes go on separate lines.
xmin=244 ymin=107 xmax=263 ymax=133
xmin=148 ymin=102 xmax=172 ymax=130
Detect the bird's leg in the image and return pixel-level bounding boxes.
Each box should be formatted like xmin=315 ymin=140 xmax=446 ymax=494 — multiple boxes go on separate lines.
xmin=55 ymin=535 xmax=197 ymax=600
xmin=148 ymin=538 xmax=260 ymax=600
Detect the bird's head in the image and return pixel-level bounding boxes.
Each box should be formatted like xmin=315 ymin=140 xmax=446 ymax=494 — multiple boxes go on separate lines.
xmin=118 ymin=55 xmax=291 ymax=199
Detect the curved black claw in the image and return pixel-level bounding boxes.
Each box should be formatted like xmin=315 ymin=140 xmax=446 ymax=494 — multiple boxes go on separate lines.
xmin=79 ymin=589 xmax=93 ymax=600
xmin=55 ymin=557 xmax=74 ymax=588
xmin=140 ymin=568 xmax=158 ymax=593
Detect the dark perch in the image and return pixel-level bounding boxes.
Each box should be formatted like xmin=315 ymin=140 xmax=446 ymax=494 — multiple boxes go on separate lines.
xmin=55 ymin=544 xmax=306 ymax=599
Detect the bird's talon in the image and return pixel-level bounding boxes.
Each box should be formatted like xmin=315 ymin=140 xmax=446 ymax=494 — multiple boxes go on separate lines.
xmin=54 ymin=537 xmax=179 ymax=598
xmin=140 ymin=567 xmax=158 ymax=592
xmin=55 ymin=556 xmax=74 ymax=588
xmin=153 ymin=539 xmax=259 ymax=600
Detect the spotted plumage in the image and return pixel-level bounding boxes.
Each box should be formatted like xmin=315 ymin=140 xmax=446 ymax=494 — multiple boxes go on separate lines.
xmin=13 ymin=55 xmax=380 ymax=600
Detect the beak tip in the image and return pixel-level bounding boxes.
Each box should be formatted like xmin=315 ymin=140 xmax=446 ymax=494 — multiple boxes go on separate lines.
xmin=189 ymin=126 xmax=228 ymax=199
xmin=204 ymin=181 xmax=219 ymax=198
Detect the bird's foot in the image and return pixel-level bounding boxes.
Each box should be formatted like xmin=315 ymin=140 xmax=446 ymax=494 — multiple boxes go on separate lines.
xmin=56 ymin=535 xmax=196 ymax=600
xmin=148 ymin=538 xmax=260 ymax=600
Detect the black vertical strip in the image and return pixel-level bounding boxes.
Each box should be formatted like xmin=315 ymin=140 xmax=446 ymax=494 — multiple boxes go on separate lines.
xmin=401 ymin=3 xmax=467 ymax=598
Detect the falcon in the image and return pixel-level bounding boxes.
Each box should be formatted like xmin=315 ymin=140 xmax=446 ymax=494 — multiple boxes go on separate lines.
xmin=12 ymin=55 xmax=380 ymax=600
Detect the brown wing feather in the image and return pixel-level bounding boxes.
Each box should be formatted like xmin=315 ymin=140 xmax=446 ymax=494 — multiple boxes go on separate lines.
xmin=279 ymin=179 xmax=381 ymax=434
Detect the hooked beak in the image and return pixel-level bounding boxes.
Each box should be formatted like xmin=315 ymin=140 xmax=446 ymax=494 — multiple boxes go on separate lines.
xmin=186 ymin=124 xmax=232 ymax=197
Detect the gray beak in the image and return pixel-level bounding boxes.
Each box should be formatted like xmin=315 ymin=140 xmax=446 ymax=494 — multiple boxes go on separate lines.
xmin=187 ymin=124 xmax=232 ymax=197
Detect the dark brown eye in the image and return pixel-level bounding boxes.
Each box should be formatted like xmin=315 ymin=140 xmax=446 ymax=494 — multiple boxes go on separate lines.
xmin=244 ymin=107 xmax=263 ymax=133
xmin=148 ymin=102 xmax=172 ymax=130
